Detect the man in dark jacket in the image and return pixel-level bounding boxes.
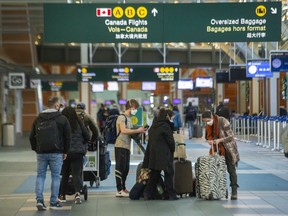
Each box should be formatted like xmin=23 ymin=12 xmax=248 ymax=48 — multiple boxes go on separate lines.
xmin=30 ymin=96 xmax=71 ymax=211
xmin=143 ymin=108 xmax=178 ymax=200
xmin=76 ymin=102 xmax=99 ymax=146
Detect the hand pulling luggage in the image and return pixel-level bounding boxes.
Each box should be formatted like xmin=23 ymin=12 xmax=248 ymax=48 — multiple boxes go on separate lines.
xmin=173 ymin=159 xmax=194 ymax=197
xmin=195 ymin=144 xmax=228 ymax=200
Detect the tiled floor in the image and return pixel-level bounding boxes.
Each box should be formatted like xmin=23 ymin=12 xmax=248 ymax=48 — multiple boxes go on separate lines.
xmin=1 ymin=134 xmax=288 ymax=216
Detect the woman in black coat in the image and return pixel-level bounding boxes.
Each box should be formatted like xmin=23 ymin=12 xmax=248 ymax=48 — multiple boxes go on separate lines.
xmin=143 ymin=108 xmax=178 ymax=200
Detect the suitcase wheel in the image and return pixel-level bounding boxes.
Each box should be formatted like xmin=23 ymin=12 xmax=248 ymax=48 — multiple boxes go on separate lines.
xmin=226 ymin=189 xmax=228 ymax=199
xmin=83 ymin=185 xmax=88 ymax=201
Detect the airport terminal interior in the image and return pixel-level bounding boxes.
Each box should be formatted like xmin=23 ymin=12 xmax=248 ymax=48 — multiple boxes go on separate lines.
xmin=1 ymin=0 xmax=288 ymax=215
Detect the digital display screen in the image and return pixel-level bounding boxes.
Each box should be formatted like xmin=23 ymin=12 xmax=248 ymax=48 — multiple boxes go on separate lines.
xmin=216 ymin=70 xmax=235 ymax=83
xmin=172 ymin=98 xmax=181 ymax=104
xmin=195 ymin=77 xmax=213 ymax=88
xmin=91 ymin=83 xmax=104 ymax=92
xmin=178 ymin=79 xmax=193 ymax=90
xmin=229 ymin=65 xmax=252 ymax=81
xmin=142 ymin=100 xmax=150 ymax=105
xmin=246 ymin=59 xmax=273 ymax=78
xmin=107 ymin=81 xmax=119 ymax=91
xmin=142 ymin=82 xmax=156 ymax=91
xmin=105 ymin=100 xmax=111 ymax=105
xmin=270 ymin=51 xmax=288 ymax=72
xmin=118 ymin=99 xmax=127 ymax=105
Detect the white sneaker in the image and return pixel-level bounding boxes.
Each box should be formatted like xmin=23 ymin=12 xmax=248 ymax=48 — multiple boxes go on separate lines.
xmin=115 ymin=189 xmax=129 ymax=197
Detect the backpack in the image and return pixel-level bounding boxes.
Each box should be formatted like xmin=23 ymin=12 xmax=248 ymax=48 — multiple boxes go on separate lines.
xmin=103 ymin=114 xmax=127 ymax=144
xmin=35 ymin=114 xmax=61 ymax=153
xmin=186 ymin=107 xmax=196 ymax=120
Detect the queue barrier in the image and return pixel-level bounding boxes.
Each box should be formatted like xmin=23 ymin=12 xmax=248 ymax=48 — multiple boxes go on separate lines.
xmin=231 ymin=115 xmax=288 ymax=152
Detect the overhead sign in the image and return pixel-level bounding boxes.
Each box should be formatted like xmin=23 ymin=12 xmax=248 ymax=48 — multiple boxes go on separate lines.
xmin=41 ymin=81 xmax=78 ymax=91
xmin=44 ymin=2 xmax=281 ymax=43
xmin=77 ymin=65 xmax=179 ymax=82
xmin=9 ymin=73 xmax=25 ymax=89
xmin=246 ymin=59 xmax=273 ymax=78
xmin=270 ymin=51 xmax=288 ymax=72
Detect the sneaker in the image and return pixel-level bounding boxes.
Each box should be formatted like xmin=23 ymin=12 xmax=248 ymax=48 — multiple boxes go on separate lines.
xmin=36 ymin=200 xmax=47 ymax=211
xmin=74 ymin=193 xmax=82 ymax=204
xmin=58 ymin=195 xmax=66 ymax=203
xmin=50 ymin=201 xmax=62 ymax=209
xmin=116 ymin=189 xmax=129 ymax=197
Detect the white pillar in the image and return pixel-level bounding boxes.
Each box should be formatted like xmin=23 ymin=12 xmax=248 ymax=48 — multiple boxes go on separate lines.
xmin=15 ymin=90 xmax=22 ymax=134
xmin=270 ymin=74 xmax=279 ymax=116
xmin=80 ymin=43 xmax=90 ymax=114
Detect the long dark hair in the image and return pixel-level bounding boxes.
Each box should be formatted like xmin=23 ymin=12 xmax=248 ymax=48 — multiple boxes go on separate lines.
xmin=62 ymin=106 xmax=81 ymax=132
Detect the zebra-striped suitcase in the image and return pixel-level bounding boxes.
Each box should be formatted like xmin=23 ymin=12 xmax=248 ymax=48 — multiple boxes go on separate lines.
xmin=195 ymin=153 xmax=228 ymax=200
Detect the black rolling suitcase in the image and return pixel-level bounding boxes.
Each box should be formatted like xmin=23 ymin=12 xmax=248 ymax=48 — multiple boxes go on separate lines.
xmin=173 ymin=159 xmax=194 ymax=197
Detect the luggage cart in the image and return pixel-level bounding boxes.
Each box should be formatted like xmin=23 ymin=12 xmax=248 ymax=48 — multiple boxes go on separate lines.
xmin=83 ymin=139 xmax=100 ymax=188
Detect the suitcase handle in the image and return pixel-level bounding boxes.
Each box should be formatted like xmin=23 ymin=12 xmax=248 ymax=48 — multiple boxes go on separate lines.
xmin=211 ymin=140 xmax=220 ymax=155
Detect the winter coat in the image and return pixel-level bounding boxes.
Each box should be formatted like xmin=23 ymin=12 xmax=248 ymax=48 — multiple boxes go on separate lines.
xmin=30 ymin=109 xmax=71 ymax=154
xmin=69 ymin=122 xmax=90 ymax=155
xmin=143 ymin=116 xmax=175 ymax=171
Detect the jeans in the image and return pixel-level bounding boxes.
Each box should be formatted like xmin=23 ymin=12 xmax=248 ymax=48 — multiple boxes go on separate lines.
xmin=35 ymin=153 xmax=63 ymax=204
xmin=187 ymin=120 xmax=194 ymax=138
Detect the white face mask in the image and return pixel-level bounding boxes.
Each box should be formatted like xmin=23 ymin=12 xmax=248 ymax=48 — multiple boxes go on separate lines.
xmin=59 ymin=107 xmax=64 ymax=112
xmin=131 ymin=109 xmax=137 ymax=115
xmin=206 ymin=119 xmax=214 ymax=126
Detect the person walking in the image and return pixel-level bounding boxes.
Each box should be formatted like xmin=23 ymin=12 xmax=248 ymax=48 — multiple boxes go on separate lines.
xmin=58 ymin=106 xmax=90 ymax=204
xmin=115 ymin=99 xmax=146 ymax=197
xmin=184 ymin=102 xmax=196 ymax=139
xmin=172 ymin=105 xmax=182 ymax=133
xmin=143 ymin=108 xmax=178 ymax=200
xmin=76 ymin=102 xmax=100 ymax=149
xmin=30 ymin=96 xmax=71 ymax=210
xmin=202 ymin=110 xmax=240 ymax=200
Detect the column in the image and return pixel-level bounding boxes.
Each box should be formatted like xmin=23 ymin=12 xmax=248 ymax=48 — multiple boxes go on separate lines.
xmin=80 ymin=43 xmax=90 ymax=113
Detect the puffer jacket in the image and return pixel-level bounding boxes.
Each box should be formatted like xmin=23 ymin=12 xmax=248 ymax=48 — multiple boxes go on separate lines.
xmin=69 ymin=122 xmax=90 ymax=155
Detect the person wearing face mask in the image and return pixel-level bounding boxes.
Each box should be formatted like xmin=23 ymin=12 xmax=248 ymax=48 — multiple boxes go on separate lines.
xmin=115 ymin=99 xmax=146 ymax=197
xmin=142 ymin=108 xmax=179 ymax=200
xmin=202 ymin=110 xmax=240 ymax=200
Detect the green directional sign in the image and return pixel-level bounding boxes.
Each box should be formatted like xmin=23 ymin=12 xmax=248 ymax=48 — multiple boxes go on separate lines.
xmin=76 ymin=65 xmax=179 ymax=82
xmin=44 ymin=2 xmax=281 ymax=43
xmin=41 ymin=81 xmax=78 ymax=91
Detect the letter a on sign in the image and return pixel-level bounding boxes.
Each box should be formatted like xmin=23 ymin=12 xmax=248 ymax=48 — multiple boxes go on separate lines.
xmin=96 ymin=8 xmax=112 ymax=17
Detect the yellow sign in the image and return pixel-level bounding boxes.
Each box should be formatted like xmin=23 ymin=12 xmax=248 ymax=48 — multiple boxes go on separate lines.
xmin=131 ymin=116 xmax=138 ymax=125
xmin=255 ymin=5 xmax=266 ymax=17
xmin=137 ymin=7 xmax=147 ymax=18
xmin=113 ymin=6 xmax=123 ymax=18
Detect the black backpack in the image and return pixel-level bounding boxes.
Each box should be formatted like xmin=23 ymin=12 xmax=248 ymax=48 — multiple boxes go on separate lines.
xmin=35 ymin=114 xmax=61 ymax=153
xmin=186 ymin=107 xmax=196 ymax=120
xmin=103 ymin=114 xmax=127 ymax=144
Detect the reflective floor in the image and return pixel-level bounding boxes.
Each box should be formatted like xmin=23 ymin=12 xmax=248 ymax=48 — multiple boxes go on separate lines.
xmin=1 ymin=133 xmax=288 ymax=216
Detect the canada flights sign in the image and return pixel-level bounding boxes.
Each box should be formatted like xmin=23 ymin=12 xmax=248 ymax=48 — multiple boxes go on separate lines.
xmin=44 ymin=2 xmax=281 ymax=43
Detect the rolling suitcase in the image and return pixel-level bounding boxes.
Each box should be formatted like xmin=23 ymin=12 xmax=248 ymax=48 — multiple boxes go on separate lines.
xmin=195 ymin=144 xmax=228 ymax=200
xmin=193 ymin=125 xmax=203 ymax=138
xmin=173 ymin=159 xmax=194 ymax=197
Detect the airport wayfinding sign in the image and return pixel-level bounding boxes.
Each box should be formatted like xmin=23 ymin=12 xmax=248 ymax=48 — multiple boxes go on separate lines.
xmin=76 ymin=65 xmax=179 ymax=82
xmin=44 ymin=2 xmax=281 ymax=43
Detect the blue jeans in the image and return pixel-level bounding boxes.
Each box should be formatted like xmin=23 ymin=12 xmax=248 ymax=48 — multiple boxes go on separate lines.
xmin=187 ymin=120 xmax=194 ymax=138
xmin=35 ymin=153 xmax=63 ymax=204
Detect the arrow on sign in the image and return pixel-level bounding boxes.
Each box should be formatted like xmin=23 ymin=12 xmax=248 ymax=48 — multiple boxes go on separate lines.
xmin=151 ymin=8 xmax=158 ymax=17
xmin=271 ymin=7 xmax=277 ymax=14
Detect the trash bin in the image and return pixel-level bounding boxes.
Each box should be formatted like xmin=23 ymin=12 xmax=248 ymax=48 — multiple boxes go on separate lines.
xmin=2 ymin=123 xmax=15 ymax=147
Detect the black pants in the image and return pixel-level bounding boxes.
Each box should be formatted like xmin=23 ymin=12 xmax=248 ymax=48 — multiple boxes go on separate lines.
xmin=225 ymin=148 xmax=238 ymax=188
xmin=115 ymin=147 xmax=130 ymax=192
xmin=60 ymin=153 xmax=83 ymax=195
xmin=144 ymin=159 xmax=177 ymax=199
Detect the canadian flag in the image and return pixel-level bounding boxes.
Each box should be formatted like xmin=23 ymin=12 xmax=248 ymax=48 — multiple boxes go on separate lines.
xmin=96 ymin=8 xmax=112 ymax=17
